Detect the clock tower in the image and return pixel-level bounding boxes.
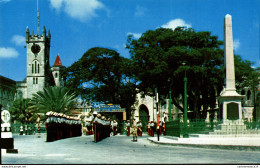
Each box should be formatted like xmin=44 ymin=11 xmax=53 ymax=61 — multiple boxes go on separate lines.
xmin=25 ymin=26 xmax=52 ymax=98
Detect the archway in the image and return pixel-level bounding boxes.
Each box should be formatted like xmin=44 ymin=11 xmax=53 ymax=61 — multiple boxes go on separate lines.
xmin=247 ymin=90 xmax=251 ymax=100
xmin=139 ymin=104 xmax=149 ymax=132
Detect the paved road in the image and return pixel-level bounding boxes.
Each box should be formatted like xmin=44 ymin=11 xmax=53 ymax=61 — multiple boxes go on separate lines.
xmin=2 ymin=134 xmax=260 ymax=164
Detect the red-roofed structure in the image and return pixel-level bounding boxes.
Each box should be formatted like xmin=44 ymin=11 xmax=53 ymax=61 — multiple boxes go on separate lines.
xmin=54 ymin=54 xmax=63 ymax=66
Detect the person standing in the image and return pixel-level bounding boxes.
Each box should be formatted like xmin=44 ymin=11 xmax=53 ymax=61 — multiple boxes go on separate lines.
xmin=132 ymin=119 xmax=137 ymax=141
xmin=147 ymin=121 xmax=151 ymax=136
xmin=125 ymin=120 xmax=130 ymax=136
xmin=45 ymin=112 xmax=51 ymax=142
xmin=36 ymin=114 xmax=41 ymax=138
xmin=159 ymin=121 xmax=162 ymax=135
xmin=112 ymin=120 xmax=118 ymax=136
xmin=19 ymin=125 xmax=23 ymax=135
xmin=162 ymin=114 xmax=166 ymax=136
xmin=150 ymin=121 xmax=155 ymax=137
xmin=137 ymin=120 xmax=142 ymax=136
xmin=85 ymin=112 xmax=93 ymax=135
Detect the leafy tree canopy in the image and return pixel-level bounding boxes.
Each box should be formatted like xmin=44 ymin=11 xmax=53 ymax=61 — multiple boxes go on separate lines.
xmin=64 ymin=47 xmax=137 ymax=118
xmin=29 ymin=86 xmax=77 ymax=115
xmin=126 ymin=27 xmax=257 ymax=120
xmin=9 ymin=98 xmax=36 ymax=124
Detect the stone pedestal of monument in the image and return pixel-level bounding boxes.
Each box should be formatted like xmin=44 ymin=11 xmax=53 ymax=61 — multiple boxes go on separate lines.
xmin=1 ymin=110 xmax=18 ymax=154
xmin=219 ymin=91 xmax=244 ymax=124
xmin=1 ymin=132 xmax=18 ymax=153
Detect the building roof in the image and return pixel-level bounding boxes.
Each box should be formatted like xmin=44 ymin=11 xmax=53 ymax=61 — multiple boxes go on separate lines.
xmin=54 ymin=54 xmax=63 ymax=66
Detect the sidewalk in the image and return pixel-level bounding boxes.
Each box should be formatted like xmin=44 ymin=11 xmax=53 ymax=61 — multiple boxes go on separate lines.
xmin=147 ymin=135 xmax=260 ymax=151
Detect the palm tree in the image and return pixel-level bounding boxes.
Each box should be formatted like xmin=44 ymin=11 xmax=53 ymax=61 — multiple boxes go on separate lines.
xmin=29 ymin=86 xmax=77 ymax=115
xmin=9 ymin=98 xmax=36 ymax=124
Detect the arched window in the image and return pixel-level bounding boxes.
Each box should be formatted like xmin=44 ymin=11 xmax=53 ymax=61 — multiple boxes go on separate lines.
xmin=36 ymin=78 xmax=38 ymax=84
xmin=35 ymin=61 xmax=37 ymax=74
xmin=18 ymin=91 xmax=23 ymax=99
xmin=55 ymin=72 xmax=58 ymax=78
xmin=247 ymin=90 xmax=251 ymax=100
xmin=33 ymin=78 xmax=35 ymax=84
xmin=32 ymin=60 xmax=40 ymax=74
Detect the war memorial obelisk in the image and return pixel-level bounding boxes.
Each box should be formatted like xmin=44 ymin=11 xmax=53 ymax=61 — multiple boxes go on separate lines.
xmin=219 ymin=14 xmax=244 ymax=124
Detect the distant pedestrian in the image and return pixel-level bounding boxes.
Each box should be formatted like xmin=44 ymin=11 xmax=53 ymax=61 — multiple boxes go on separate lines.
xmin=36 ymin=114 xmax=41 ymax=138
xmin=19 ymin=125 xmax=23 ymax=135
xmin=147 ymin=121 xmax=151 ymax=136
xmin=150 ymin=121 xmax=155 ymax=137
xmin=131 ymin=119 xmax=137 ymax=141
xmin=162 ymin=115 xmax=166 ymax=136
xmin=85 ymin=112 xmax=93 ymax=135
xmin=125 ymin=120 xmax=130 ymax=136
xmin=112 ymin=120 xmax=118 ymax=136
xmin=137 ymin=120 xmax=142 ymax=136
xmin=159 ymin=121 xmax=162 ymax=135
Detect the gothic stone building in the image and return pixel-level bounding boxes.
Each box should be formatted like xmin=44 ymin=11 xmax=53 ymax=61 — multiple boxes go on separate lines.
xmin=0 ymin=26 xmax=65 ymax=111
xmin=16 ymin=26 xmax=65 ymax=100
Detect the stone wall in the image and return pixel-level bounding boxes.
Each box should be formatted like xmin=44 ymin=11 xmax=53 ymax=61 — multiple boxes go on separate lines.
xmin=256 ymin=92 xmax=260 ymax=122
xmin=0 ymin=76 xmax=16 ymax=110
xmin=132 ymin=93 xmax=154 ymax=121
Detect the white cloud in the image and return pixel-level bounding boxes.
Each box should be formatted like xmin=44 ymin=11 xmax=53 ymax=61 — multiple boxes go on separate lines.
xmin=11 ymin=35 xmax=25 ymax=46
xmin=135 ymin=5 xmax=147 ymax=17
xmin=161 ymin=19 xmax=192 ymax=30
xmin=0 ymin=0 xmax=11 ymax=3
xmin=49 ymin=0 xmax=105 ymax=22
xmin=127 ymin=32 xmax=142 ymax=39
xmin=0 ymin=47 xmax=19 ymax=58
xmin=233 ymin=39 xmax=240 ymax=50
xmin=49 ymin=0 xmax=63 ymax=10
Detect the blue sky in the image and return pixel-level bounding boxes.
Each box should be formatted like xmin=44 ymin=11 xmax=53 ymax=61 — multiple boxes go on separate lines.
xmin=0 ymin=0 xmax=259 ymax=81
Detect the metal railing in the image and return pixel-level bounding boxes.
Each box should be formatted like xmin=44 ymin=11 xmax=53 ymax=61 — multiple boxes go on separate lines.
xmin=244 ymin=121 xmax=260 ymax=130
xmin=165 ymin=119 xmax=260 ymax=137
xmin=11 ymin=123 xmax=46 ymax=135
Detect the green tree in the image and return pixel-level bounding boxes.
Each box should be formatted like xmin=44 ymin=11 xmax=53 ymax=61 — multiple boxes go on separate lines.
xmin=127 ymin=27 xmax=224 ymax=120
xmin=29 ymin=86 xmax=77 ymax=116
xmin=64 ymin=47 xmax=137 ymax=119
xmin=127 ymin=27 xmax=258 ymax=120
xmin=235 ymin=55 xmax=258 ymax=91
xmin=236 ymin=62 xmax=259 ymax=120
xmin=9 ymin=98 xmax=36 ymax=124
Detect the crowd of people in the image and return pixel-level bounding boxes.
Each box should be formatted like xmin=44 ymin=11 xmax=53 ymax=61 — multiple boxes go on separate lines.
xmin=92 ymin=113 xmax=112 ymax=142
xmin=84 ymin=112 xmax=166 ymax=141
xmin=45 ymin=112 xmax=82 ymax=142
xmin=147 ymin=121 xmax=166 ymax=137
xmin=45 ymin=111 xmax=166 ymax=143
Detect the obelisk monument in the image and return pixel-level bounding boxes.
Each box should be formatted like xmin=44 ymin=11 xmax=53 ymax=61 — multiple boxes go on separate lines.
xmin=219 ymin=14 xmax=244 ymax=123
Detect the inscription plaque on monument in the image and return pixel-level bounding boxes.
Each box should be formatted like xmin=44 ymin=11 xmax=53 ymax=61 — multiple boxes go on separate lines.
xmin=227 ymin=103 xmax=239 ymax=120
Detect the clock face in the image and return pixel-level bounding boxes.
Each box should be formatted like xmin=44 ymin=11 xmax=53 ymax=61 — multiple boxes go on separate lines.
xmin=31 ymin=44 xmax=41 ymax=54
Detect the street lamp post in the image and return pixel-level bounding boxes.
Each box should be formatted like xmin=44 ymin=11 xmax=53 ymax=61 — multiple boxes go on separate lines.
xmin=155 ymin=88 xmax=160 ymax=141
xmin=168 ymin=90 xmax=172 ymax=122
xmin=182 ymin=63 xmax=189 ymax=138
xmin=168 ymin=79 xmax=173 ymax=122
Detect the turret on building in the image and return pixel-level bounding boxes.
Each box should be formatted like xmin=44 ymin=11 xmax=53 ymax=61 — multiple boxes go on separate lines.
xmin=51 ymin=54 xmax=65 ymax=87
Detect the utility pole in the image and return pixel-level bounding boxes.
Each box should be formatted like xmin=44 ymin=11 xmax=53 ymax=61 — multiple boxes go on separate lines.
xmin=183 ymin=62 xmax=188 ymax=138
xmin=155 ymin=88 xmax=160 ymax=141
xmin=168 ymin=90 xmax=172 ymax=121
